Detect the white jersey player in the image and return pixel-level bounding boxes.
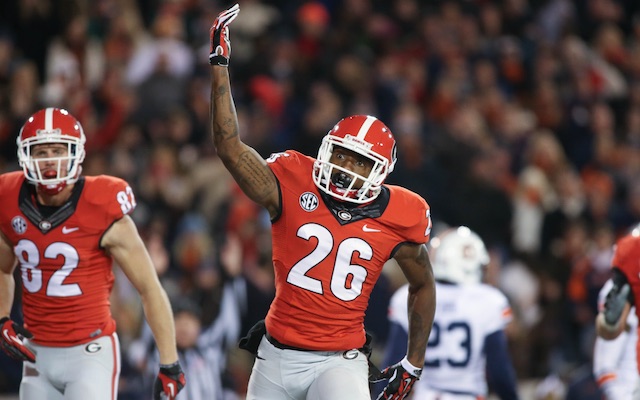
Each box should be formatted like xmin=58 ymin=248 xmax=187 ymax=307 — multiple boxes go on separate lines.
xmin=380 ymin=226 xmax=519 ymax=400
xmin=593 ymin=279 xmax=639 ymax=399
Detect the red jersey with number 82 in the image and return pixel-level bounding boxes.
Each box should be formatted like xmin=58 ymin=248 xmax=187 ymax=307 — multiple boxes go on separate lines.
xmin=0 ymin=171 xmax=137 ymax=346
xmin=265 ymin=150 xmax=431 ymax=351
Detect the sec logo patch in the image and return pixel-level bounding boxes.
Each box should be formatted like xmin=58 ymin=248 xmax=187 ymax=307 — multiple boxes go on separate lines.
xmin=11 ymin=216 xmax=27 ymax=235
xmin=299 ymin=192 xmax=318 ymax=212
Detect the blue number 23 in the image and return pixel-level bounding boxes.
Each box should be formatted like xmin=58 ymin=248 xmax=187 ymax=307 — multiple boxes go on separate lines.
xmin=425 ymin=321 xmax=471 ymax=368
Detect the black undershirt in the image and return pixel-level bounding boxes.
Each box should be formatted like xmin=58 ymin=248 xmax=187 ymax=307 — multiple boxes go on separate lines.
xmin=36 ymin=203 xmax=61 ymax=219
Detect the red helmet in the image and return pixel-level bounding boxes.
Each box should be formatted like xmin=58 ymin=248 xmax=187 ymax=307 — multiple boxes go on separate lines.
xmin=313 ymin=115 xmax=397 ymax=203
xmin=17 ymin=108 xmax=86 ymax=194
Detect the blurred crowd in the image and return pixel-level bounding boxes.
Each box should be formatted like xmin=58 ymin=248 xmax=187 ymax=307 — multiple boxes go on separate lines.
xmin=1 ymin=0 xmax=640 ymax=398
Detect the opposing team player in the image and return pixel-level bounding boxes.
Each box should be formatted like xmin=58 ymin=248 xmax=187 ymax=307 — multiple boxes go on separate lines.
xmin=595 ymin=224 xmax=640 ymax=398
xmin=381 ymin=226 xmax=519 ymax=399
xmin=0 ymin=108 xmax=185 ymax=400
xmin=209 ymin=4 xmax=436 ymax=400
xmin=593 ymin=279 xmax=638 ymax=399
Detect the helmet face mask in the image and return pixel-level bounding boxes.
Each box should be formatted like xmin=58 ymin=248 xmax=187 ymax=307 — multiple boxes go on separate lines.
xmin=313 ymin=115 xmax=397 ymax=204
xmin=430 ymin=226 xmax=490 ymax=285
xmin=17 ymin=108 xmax=86 ymax=195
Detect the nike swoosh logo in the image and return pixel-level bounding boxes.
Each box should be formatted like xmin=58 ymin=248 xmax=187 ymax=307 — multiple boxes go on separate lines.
xmin=362 ymin=224 xmax=381 ymax=233
xmin=2 ymin=328 xmax=19 ymax=345
xmin=62 ymin=226 xmax=79 ymax=234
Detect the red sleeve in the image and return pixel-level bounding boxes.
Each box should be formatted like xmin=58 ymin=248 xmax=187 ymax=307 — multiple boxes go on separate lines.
xmin=266 ymin=150 xmax=309 ymax=182
xmin=404 ymin=195 xmax=431 ymax=244
xmin=386 ymin=186 xmax=432 ymax=245
xmin=611 ymin=235 xmax=640 ymax=313
xmin=612 ymin=235 xmax=639 ymax=279
xmin=83 ymin=175 xmax=137 ymax=227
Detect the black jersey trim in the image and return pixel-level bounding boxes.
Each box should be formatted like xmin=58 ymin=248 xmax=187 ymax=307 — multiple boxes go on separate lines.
xmin=18 ymin=177 xmax=86 ymax=234
xmin=319 ymin=186 xmax=390 ymax=226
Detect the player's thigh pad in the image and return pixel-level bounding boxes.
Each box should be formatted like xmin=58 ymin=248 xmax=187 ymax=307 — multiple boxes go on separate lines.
xmin=306 ymin=350 xmax=369 ymax=400
xmin=247 ymin=336 xmax=300 ymax=400
xmin=21 ymin=333 xmax=120 ymax=400
xmin=247 ymin=336 xmax=369 ymax=400
xmin=634 ymin=378 xmax=640 ymax=400
xmin=65 ymin=334 xmax=120 ymax=400
xmin=20 ymin=361 xmax=64 ymax=400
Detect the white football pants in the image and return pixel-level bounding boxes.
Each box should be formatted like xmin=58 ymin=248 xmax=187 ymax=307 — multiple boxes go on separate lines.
xmin=20 ymin=333 xmax=120 ymax=400
xmin=246 ymin=335 xmax=370 ymax=400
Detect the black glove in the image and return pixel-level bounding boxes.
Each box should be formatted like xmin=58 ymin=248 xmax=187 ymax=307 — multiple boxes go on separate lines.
xmin=0 ymin=317 xmax=35 ymax=363
xmin=238 ymin=319 xmax=266 ymax=355
xmin=375 ymin=358 xmax=422 ymax=400
xmin=603 ymin=283 xmax=631 ymax=326
xmin=209 ymin=3 xmax=240 ymax=66
xmin=153 ymin=361 xmax=186 ymax=400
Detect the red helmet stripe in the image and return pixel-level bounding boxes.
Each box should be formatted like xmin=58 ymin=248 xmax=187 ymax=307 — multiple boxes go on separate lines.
xmin=45 ymin=108 xmax=55 ymax=131
xmin=355 ymin=115 xmax=377 ymax=140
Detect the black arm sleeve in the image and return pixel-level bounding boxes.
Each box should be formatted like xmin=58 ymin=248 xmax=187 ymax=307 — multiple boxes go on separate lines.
xmin=485 ymin=330 xmax=519 ymax=400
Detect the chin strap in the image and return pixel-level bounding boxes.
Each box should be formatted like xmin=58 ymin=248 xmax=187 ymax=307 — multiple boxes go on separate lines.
xmin=35 ymin=166 xmax=81 ymax=196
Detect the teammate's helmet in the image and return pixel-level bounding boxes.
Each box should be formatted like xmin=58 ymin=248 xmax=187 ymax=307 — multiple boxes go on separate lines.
xmin=313 ymin=115 xmax=397 ymax=203
xmin=430 ymin=226 xmax=490 ymax=285
xmin=17 ymin=108 xmax=86 ymax=195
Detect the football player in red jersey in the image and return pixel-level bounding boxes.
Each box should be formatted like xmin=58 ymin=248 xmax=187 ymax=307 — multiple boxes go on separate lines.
xmin=209 ymin=5 xmax=436 ymax=400
xmin=596 ymin=225 xmax=640 ymax=376
xmin=0 ymin=108 xmax=185 ymax=400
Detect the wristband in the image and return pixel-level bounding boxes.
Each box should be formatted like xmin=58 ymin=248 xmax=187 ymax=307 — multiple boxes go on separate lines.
xmin=401 ymin=356 xmax=422 ymax=378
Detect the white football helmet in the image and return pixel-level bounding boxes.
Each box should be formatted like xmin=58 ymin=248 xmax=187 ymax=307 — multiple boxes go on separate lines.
xmin=17 ymin=108 xmax=86 ymax=195
xmin=430 ymin=226 xmax=490 ymax=285
xmin=313 ymin=115 xmax=397 ymax=204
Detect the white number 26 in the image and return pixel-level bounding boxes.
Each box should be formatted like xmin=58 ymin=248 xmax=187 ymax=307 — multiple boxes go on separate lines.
xmin=287 ymin=223 xmax=371 ymax=301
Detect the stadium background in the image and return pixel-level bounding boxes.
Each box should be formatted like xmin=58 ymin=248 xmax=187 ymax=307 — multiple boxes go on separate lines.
xmin=1 ymin=0 xmax=640 ymax=398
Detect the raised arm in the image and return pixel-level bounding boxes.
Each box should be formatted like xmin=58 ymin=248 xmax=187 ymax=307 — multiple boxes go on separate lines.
xmin=209 ymin=4 xmax=279 ymax=218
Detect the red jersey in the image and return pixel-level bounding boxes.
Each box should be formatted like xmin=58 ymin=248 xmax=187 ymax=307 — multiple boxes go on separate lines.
xmin=0 ymin=171 xmax=137 ymax=346
xmin=265 ymin=150 xmax=431 ymax=351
